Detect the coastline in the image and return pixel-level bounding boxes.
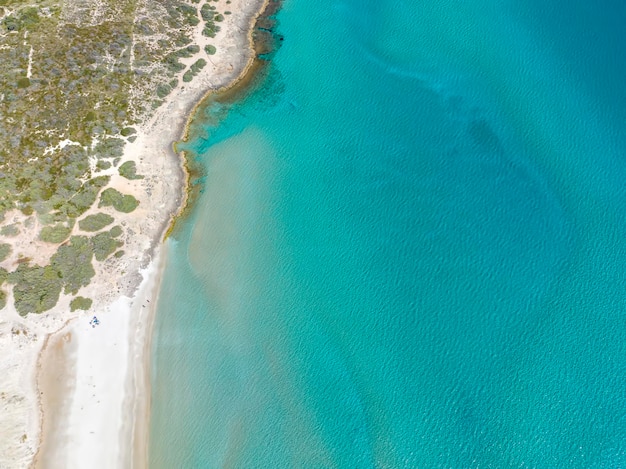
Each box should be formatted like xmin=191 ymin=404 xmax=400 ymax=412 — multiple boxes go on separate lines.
xmin=0 ymin=0 xmax=272 ymax=467
xmin=33 ymin=252 xmax=164 ymax=468
xmin=168 ymin=0 xmax=278 ymax=236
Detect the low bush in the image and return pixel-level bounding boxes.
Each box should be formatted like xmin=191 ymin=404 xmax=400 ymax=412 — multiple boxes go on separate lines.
xmin=39 ymin=224 xmax=72 ymax=243
xmin=0 ymin=225 xmax=19 ymax=237
xmin=10 ymin=264 xmax=63 ymax=315
xmin=64 ymin=176 xmax=110 ymax=218
xmin=118 ymin=161 xmax=143 ymax=180
xmin=0 ymin=267 xmax=8 ymax=284
xmin=0 ymin=243 xmax=11 ymax=262
xmin=91 ymin=230 xmax=123 ymax=261
xmin=183 ymin=70 xmax=194 ymax=82
xmin=191 ymin=59 xmax=207 ymax=74
xmin=50 ymin=236 xmax=96 ymax=295
xmin=99 ymin=188 xmax=139 ymax=213
xmin=78 ymin=213 xmax=114 ymax=232
xmin=70 ymin=296 xmax=93 ymax=311
xmin=157 ymin=83 xmax=172 ymax=98
xmin=109 ymin=225 xmax=123 ymax=238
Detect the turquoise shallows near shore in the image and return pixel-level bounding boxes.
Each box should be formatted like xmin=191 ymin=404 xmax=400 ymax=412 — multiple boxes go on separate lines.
xmin=149 ymin=0 xmax=626 ymax=466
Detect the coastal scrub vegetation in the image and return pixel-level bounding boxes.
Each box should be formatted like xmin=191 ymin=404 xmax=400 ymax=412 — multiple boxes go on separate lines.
xmin=0 ymin=243 xmax=11 ymax=262
xmin=3 ymin=227 xmax=126 ymax=314
xmin=70 ymin=296 xmax=93 ymax=311
xmin=78 ymin=213 xmax=115 ymax=232
xmin=183 ymin=58 xmax=207 ymax=82
xmin=9 ymin=264 xmax=63 ymax=315
xmin=0 ymin=267 xmax=7 ymax=310
xmin=0 ymin=0 xmax=233 ymax=313
xmin=1 ymin=224 xmax=19 ymax=237
xmin=99 ymin=188 xmax=139 ymax=213
xmin=92 ymin=229 xmax=124 ymax=261
xmin=118 ymin=161 xmax=143 ymax=180
xmin=50 ymin=236 xmax=96 ymax=295
xmin=39 ymin=223 xmax=73 ymax=243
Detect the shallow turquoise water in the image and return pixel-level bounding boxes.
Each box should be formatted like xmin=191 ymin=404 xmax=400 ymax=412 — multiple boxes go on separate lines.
xmin=149 ymin=0 xmax=626 ymax=466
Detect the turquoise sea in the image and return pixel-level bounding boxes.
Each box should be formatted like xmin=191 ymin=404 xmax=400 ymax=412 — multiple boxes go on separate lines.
xmin=149 ymin=0 xmax=626 ymax=466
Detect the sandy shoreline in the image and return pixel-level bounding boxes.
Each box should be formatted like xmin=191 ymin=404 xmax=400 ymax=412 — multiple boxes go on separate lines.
xmin=0 ymin=0 xmax=268 ymax=467
xmin=33 ymin=249 xmax=165 ymax=468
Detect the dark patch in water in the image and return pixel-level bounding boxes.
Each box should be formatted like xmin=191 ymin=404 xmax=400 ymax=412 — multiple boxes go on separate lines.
xmin=468 ymin=119 xmax=503 ymax=154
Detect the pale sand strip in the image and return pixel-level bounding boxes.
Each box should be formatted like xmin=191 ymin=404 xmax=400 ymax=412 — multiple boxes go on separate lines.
xmin=34 ymin=250 xmax=165 ymax=469
xmin=25 ymin=0 xmax=269 ymax=468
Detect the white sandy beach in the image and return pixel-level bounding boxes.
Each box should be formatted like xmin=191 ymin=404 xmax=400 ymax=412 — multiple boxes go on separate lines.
xmin=33 ymin=251 xmax=164 ymax=469
xmin=0 ymin=0 xmax=267 ymax=467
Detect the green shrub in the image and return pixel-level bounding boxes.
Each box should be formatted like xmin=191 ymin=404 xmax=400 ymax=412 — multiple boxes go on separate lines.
xmin=96 ymin=160 xmax=111 ymax=171
xmin=109 ymin=225 xmax=123 ymax=238
xmin=17 ymin=77 xmax=30 ymax=88
xmin=202 ymin=26 xmax=216 ymax=38
xmin=205 ymin=44 xmax=216 ymax=55
xmin=164 ymin=54 xmax=185 ymax=73
xmin=200 ymin=4 xmax=214 ymax=21
xmin=99 ymin=188 xmax=139 ymax=213
xmin=191 ymin=59 xmax=207 ymax=74
xmin=70 ymin=296 xmax=93 ymax=311
xmin=10 ymin=264 xmax=63 ymax=315
xmin=93 ymin=138 xmax=125 ymax=159
xmin=183 ymin=70 xmax=194 ymax=82
xmin=0 ymin=224 xmax=19 ymax=237
xmin=0 ymin=243 xmax=11 ymax=262
xmin=18 ymin=7 xmax=40 ymax=30
xmin=91 ymin=230 xmax=123 ymax=261
xmin=118 ymin=161 xmax=143 ymax=180
xmin=173 ymin=34 xmax=192 ymax=47
xmin=50 ymin=236 xmax=95 ymax=295
xmin=3 ymin=16 xmax=20 ymax=32
xmin=0 ymin=267 xmax=8 ymax=285
xmin=39 ymin=224 xmax=72 ymax=243
xmin=174 ymin=48 xmax=193 ymax=58
xmin=0 ymin=289 xmax=6 ymax=310
xmin=79 ymin=213 xmax=115 ymax=232
xmin=177 ymin=4 xmax=197 ymax=16
xmin=65 ymin=176 xmax=110 ymax=218
xmin=157 ymin=83 xmax=172 ymax=98
xmin=120 ymin=127 xmax=136 ymax=137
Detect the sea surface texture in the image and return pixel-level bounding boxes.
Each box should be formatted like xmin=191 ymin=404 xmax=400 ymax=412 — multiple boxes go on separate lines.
xmin=149 ymin=0 xmax=626 ymax=466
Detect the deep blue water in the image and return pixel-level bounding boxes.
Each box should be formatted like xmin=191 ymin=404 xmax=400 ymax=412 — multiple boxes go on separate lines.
xmin=149 ymin=0 xmax=626 ymax=466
